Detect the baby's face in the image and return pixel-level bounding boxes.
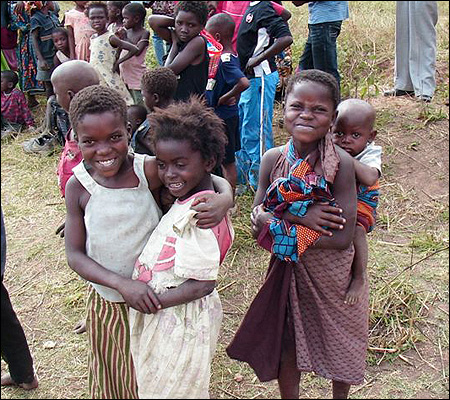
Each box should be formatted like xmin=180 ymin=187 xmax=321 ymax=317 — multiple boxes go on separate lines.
xmin=332 ymin=115 xmax=374 ymax=157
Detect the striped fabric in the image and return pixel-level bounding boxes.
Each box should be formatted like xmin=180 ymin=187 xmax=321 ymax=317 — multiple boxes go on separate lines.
xmin=86 ymin=289 xmax=138 ymax=399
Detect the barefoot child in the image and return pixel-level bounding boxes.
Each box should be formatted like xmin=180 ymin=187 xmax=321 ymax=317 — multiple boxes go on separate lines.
xmin=87 ymin=1 xmax=138 ymax=106
xmin=332 ymin=98 xmax=381 ymax=305
xmin=228 ymin=70 xmax=368 ymax=399
xmin=64 ymin=85 xmax=234 ymax=398
xmin=149 ymin=1 xmax=210 ymax=101
xmin=118 ymin=2 xmax=150 ymax=105
xmin=129 ymin=96 xmax=234 ymax=399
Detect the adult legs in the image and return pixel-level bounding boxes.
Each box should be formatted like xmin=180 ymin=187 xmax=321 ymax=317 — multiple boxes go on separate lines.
xmin=307 ymin=22 xmax=342 ymax=87
xmin=298 ymin=27 xmax=314 ymax=72
xmin=1 ymin=280 xmax=36 ymax=387
xmin=394 ymin=1 xmax=414 ymax=92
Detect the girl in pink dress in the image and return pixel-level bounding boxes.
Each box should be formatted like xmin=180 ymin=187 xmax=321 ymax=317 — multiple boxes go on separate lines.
xmin=64 ymin=1 xmax=95 ymax=61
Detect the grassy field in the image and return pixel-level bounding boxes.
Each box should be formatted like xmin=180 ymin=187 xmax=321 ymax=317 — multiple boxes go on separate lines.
xmin=1 ymin=1 xmax=449 ymax=399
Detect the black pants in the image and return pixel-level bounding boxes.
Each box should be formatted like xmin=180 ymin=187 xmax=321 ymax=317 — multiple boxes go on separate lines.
xmin=1 ymin=279 xmax=35 ymax=384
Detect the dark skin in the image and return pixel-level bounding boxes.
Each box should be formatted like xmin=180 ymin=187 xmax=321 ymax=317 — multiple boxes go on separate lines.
xmin=65 ymin=112 xmax=233 ymax=314
xmin=114 ymin=7 xmax=150 ymax=64
xmin=88 ymin=6 xmax=140 ymax=74
xmin=251 ymin=81 xmax=357 ymax=399
xmin=52 ymin=32 xmax=72 ymax=67
xmin=148 ymin=12 xmax=205 ymax=76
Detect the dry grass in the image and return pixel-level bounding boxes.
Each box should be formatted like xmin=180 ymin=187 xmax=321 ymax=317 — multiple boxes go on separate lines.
xmin=1 ymin=1 xmax=449 ymax=399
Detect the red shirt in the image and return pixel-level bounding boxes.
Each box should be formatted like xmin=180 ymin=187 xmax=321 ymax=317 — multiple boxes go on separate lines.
xmin=1 ymin=88 xmax=35 ymax=127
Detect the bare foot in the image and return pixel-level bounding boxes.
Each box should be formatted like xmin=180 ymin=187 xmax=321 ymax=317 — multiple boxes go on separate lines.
xmin=1 ymin=373 xmax=38 ymax=390
xmin=344 ymin=277 xmax=366 ymax=305
xmin=74 ymin=319 xmax=86 ymax=334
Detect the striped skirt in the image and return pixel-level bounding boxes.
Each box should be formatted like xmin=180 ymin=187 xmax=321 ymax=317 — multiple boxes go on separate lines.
xmin=86 ymin=289 xmax=139 ymax=399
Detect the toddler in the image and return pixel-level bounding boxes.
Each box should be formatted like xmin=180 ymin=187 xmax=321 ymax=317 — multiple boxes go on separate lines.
xmin=332 ymin=98 xmax=381 ymax=305
xmin=127 ymin=104 xmax=147 ymax=138
xmin=1 ymin=70 xmax=35 ymax=139
xmin=129 ymin=96 xmax=234 ymax=399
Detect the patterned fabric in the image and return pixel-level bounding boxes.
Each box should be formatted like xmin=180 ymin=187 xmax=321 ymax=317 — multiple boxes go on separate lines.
xmin=275 ymin=46 xmax=293 ymax=98
xmin=150 ymin=1 xmax=176 ymax=16
xmin=86 ymin=289 xmax=138 ymax=399
xmin=129 ymin=191 xmax=233 ymax=399
xmin=89 ymin=31 xmax=133 ymax=105
xmin=259 ymin=139 xmax=334 ymax=261
xmin=1 ymin=88 xmax=34 ymax=127
xmin=357 ymin=181 xmax=379 ymax=232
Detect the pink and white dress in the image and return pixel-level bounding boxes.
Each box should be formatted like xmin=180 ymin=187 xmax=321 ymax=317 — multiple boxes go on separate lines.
xmin=129 ymin=190 xmax=234 ymax=399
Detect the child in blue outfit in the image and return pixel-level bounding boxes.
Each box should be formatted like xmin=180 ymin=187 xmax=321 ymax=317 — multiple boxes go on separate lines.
xmin=235 ymin=1 xmax=293 ymax=190
xmin=205 ymin=13 xmax=250 ymax=193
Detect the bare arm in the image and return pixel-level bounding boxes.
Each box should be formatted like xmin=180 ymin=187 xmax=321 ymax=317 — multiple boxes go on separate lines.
xmin=156 ymin=279 xmax=216 ymax=310
xmin=311 ymin=148 xmax=357 ymax=249
xmin=354 ymin=159 xmax=380 ymax=186
xmin=109 ymin=34 xmax=139 ymax=72
xmin=218 ymin=76 xmax=250 ymax=107
xmin=148 ymin=14 xmax=174 ymax=43
xmin=246 ymin=35 xmax=293 ymax=72
xmin=165 ymin=35 xmax=205 ymax=76
xmin=64 ymin=176 xmax=161 ymax=313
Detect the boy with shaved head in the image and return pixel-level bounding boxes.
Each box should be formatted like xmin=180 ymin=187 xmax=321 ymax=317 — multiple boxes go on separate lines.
xmin=332 ymin=98 xmax=382 ymax=305
xmin=51 ymin=60 xmax=100 ymax=199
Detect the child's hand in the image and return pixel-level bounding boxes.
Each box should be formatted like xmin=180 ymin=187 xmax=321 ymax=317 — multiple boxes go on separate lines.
xmin=191 ymin=193 xmax=228 ymax=229
xmin=284 ymin=203 xmax=345 ymax=236
xmin=120 ymin=279 xmax=162 ymax=314
xmin=38 ymin=59 xmax=50 ymax=71
xmin=251 ymin=204 xmax=273 ymax=239
xmin=115 ymin=27 xmax=127 ymax=40
xmin=112 ymin=61 xmax=120 ymax=74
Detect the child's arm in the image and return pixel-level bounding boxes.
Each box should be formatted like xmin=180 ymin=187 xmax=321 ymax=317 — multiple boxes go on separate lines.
xmin=31 ymin=28 xmax=50 ymax=71
xmin=153 ymin=279 xmax=216 ymax=311
xmin=135 ymin=29 xmax=151 ymax=56
xmin=66 ymin=24 xmax=76 ymax=59
xmin=109 ymin=34 xmax=140 ymax=73
xmin=354 ymin=159 xmax=380 ymax=187
xmin=246 ymin=35 xmax=293 ymax=73
xmin=217 ymin=76 xmax=250 ymax=107
xmin=17 ymin=91 xmax=35 ymax=128
xmin=310 ymin=148 xmax=357 ymax=249
xmin=165 ymin=35 xmax=205 ymax=76
xmin=144 ymin=157 xmax=234 ymax=229
xmin=148 ymin=14 xmax=174 ymax=43
xmin=64 ymin=176 xmax=162 ymax=314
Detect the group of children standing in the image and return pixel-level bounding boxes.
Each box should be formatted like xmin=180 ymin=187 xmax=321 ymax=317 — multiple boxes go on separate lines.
xmin=1 ymin=1 xmax=384 ymax=399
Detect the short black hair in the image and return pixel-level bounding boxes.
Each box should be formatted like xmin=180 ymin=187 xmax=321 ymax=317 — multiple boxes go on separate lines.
xmin=149 ymin=96 xmax=227 ymax=166
xmin=141 ymin=67 xmax=178 ymax=102
xmin=1 ymin=70 xmax=19 ymax=87
xmin=52 ymin=26 xmax=69 ymax=37
xmin=87 ymin=1 xmax=108 ymax=17
xmin=107 ymin=1 xmax=130 ymax=10
xmin=123 ymin=2 xmax=146 ymax=25
xmin=127 ymin=104 xmax=147 ymax=122
xmin=174 ymin=1 xmax=208 ymax=27
xmin=206 ymin=12 xmax=235 ymax=41
xmin=285 ymin=69 xmax=340 ymax=110
xmin=69 ymin=85 xmax=127 ymax=131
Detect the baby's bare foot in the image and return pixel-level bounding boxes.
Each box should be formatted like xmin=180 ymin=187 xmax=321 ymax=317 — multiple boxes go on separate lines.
xmin=344 ymin=277 xmax=366 ymax=305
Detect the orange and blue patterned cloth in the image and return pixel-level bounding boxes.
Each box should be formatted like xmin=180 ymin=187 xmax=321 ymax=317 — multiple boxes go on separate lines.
xmin=356 ymin=182 xmax=379 ymax=233
xmin=258 ymin=139 xmax=336 ymax=262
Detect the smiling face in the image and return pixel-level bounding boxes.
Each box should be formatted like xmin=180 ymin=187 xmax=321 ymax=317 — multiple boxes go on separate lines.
xmin=88 ymin=6 xmax=108 ymax=33
xmin=174 ymin=10 xmax=203 ymax=43
xmin=284 ymin=81 xmax=336 ymax=154
xmin=76 ymin=111 xmax=130 ymax=178
xmin=155 ymin=139 xmax=215 ymax=200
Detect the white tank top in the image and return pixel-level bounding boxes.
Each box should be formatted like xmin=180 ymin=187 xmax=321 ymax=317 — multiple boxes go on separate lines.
xmin=72 ymin=153 xmax=162 ymax=302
